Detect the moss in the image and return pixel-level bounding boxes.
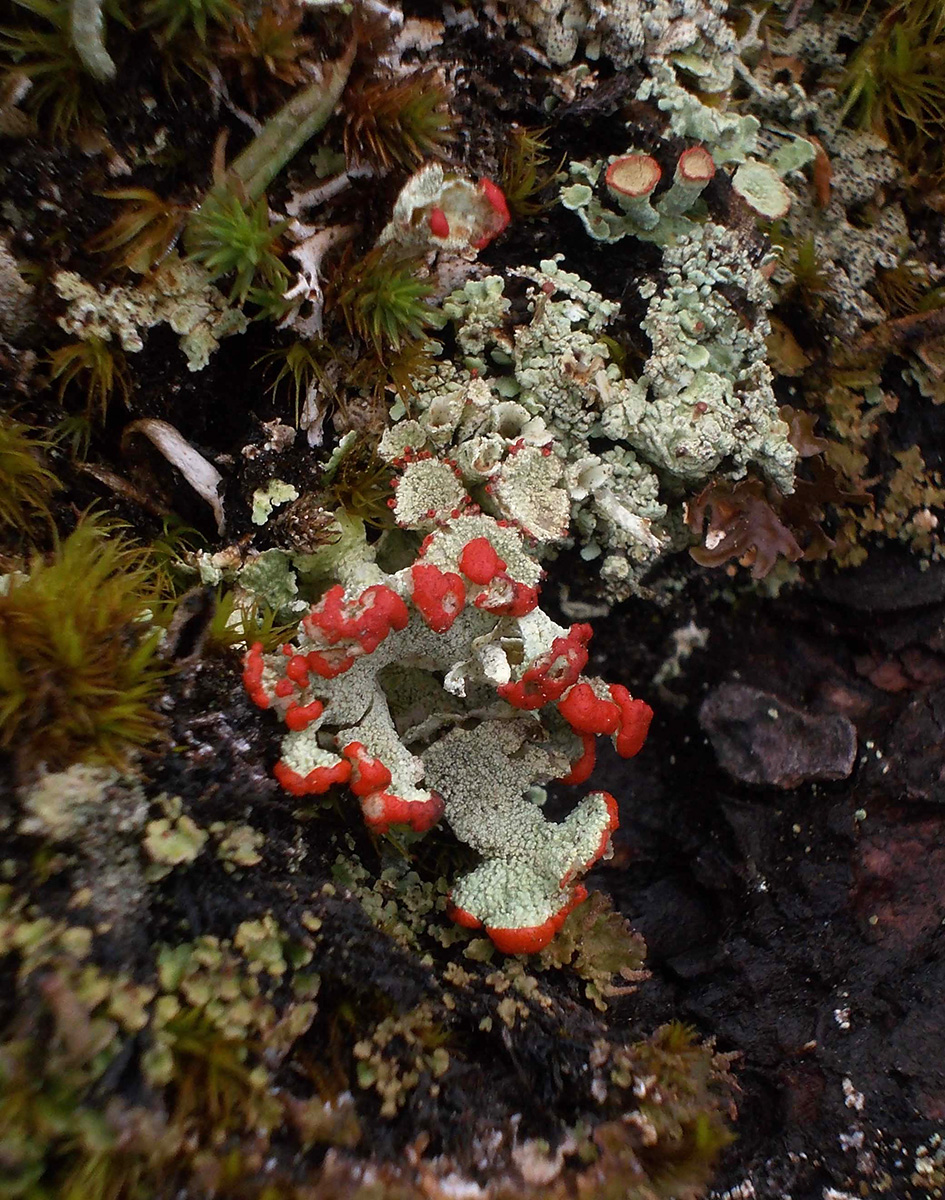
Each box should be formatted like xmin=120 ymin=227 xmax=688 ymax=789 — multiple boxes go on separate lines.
xmin=48 ymin=336 xmax=132 ymax=437
xmin=342 ymin=69 xmax=457 ymax=173
xmin=330 ymin=245 xmax=437 ymax=363
xmin=142 ymin=0 xmax=241 ymax=45
xmin=201 ymin=586 xmax=294 ymax=654
xmin=0 ymin=416 xmax=59 ymax=536
xmin=184 ymin=190 xmax=289 ymax=306
xmin=840 ymin=0 xmax=945 ymax=174
xmin=0 ymin=516 xmax=166 ymax=771
xmin=498 ymin=126 xmax=563 ymax=219
xmin=213 ymin=4 xmax=316 ymax=110
xmin=0 ymin=0 xmax=119 ymax=139
xmin=87 ymin=188 xmax=190 ymax=276
xmin=256 ymin=340 xmax=333 ymax=426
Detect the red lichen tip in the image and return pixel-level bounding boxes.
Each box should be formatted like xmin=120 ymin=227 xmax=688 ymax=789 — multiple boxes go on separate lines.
xmin=429 ymin=207 xmax=450 ymax=239
xmin=474 ymin=574 xmax=539 ymax=618
xmin=559 ymin=733 xmax=596 ymax=784
xmin=446 ymin=900 xmax=483 ymax=930
xmin=480 ymin=177 xmax=510 ymax=223
xmin=557 ymin=681 xmax=621 ymax=735
xmin=498 ymin=625 xmax=591 ymax=710
xmin=472 ymin=178 xmax=511 ymax=249
xmin=342 ymin=741 xmax=393 ymax=797
xmin=605 ymin=155 xmax=661 ymax=199
xmin=243 ymin=643 xmax=269 ymax=709
xmin=485 ymin=886 xmax=588 ymax=955
xmin=285 ymin=654 xmax=310 ymax=685
xmin=274 ymin=758 xmax=352 ymax=796
xmin=303 ymin=583 xmax=409 ymax=662
xmin=355 ymin=584 xmax=410 ymax=651
xmin=608 ymin=685 xmax=654 ymax=758
xmin=459 ymin=537 xmax=507 ymax=585
xmin=569 ymin=792 xmax=620 ymax=875
xmin=411 ymin=563 xmax=466 ymax=633
xmin=284 ymin=698 xmax=325 ymax=732
xmin=306 ymin=648 xmax=355 ymax=679
xmin=361 ymin=789 xmax=445 ymax=834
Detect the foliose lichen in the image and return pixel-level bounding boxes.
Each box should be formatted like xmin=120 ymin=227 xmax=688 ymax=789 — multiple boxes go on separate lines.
xmin=54 ymin=252 xmax=248 ymax=372
xmin=502 ymin=0 xmax=736 ymax=91
xmin=382 ymin=248 xmax=792 ymax=597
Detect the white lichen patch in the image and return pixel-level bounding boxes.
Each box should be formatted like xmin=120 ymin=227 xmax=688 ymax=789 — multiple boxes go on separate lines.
xmin=504 ymin=0 xmax=736 ymax=91
xmin=386 ymin=244 xmax=791 ymax=598
xmin=54 ymin=253 xmax=248 ymax=371
xmin=392 ymin=457 xmax=469 ymax=528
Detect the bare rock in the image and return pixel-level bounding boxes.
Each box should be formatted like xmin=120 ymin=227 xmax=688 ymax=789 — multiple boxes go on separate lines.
xmin=699 ymin=682 xmax=857 ymax=788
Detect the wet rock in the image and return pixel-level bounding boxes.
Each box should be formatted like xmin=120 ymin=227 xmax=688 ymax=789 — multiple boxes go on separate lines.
xmin=880 ymin=685 xmax=945 ymax=804
xmin=699 ymin=683 xmax=857 ymax=788
xmin=852 ymin=812 xmax=945 ymax=954
xmin=816 ymin=551 xmax=945 ymax=612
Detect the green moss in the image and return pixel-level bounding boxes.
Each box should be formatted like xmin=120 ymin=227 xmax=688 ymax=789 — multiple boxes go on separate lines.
xmin=202 ymin=586 xmax=294 ymax=654
xmin=87 ymin=188 xmax=190 ymax=275
xmin=498 ymin=126 xmax=563 ymax=219
xmin=142 ymin=0 xmax=240 ymax=44
xmin=0 ymin=515 xmax=165 ymax=769
xmin=184 ymin=190 xmax=289 ymax=306
xmin=0 ymin=416 xmax=59 ymax=535
xmin=48 ymin=336 xmax=131 ymax=447
xmin=321 ymin=438 xmax=396 ymax=530
xmin=0 ymin=0 xmax=118 ymax=138
xmin=841 ymin=0 xmax=945 ymax=171
xmin=343 ymin=69 xmax=457 ymax=173
xmin=257 ymin=340 xmax=332 ymax=425
xmin=332 ymin=246 xmax=436 ymax=363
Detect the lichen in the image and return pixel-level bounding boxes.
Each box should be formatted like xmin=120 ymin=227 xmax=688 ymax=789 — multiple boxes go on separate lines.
xmin=252 ymin=479 xmax=300 ymax=526
xmin=243 ymin=513 xmax=653 ymax=951
xmin=377 ymin=162 xmax=509 ymax=255
xmin=0 ymin=235 xmax=35 ymax=341
xmin=384 ymin=253 xmax=792 ymax=598
xmin=54 ymin=252 xmax=248 ymax=371
xmin=502 ymin=0 xmax=736 ymax=91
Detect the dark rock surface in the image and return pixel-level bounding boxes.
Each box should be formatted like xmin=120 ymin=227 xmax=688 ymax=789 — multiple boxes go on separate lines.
xmin=699 ymin=681 xmax=858 ymax=788
xmin=574 ymin=561 xmax=945 ymax=1200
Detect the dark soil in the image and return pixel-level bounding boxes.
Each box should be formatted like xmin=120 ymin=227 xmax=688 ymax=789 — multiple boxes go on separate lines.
xmin=577 ymin=550 xmax=945 ymax=1198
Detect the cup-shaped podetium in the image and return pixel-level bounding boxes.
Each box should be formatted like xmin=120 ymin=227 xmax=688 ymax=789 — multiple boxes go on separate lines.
xmin=658 ymin=146 xmax=716 ymax=216
xmin=604 ymin=154 xmax=662 ymax=230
